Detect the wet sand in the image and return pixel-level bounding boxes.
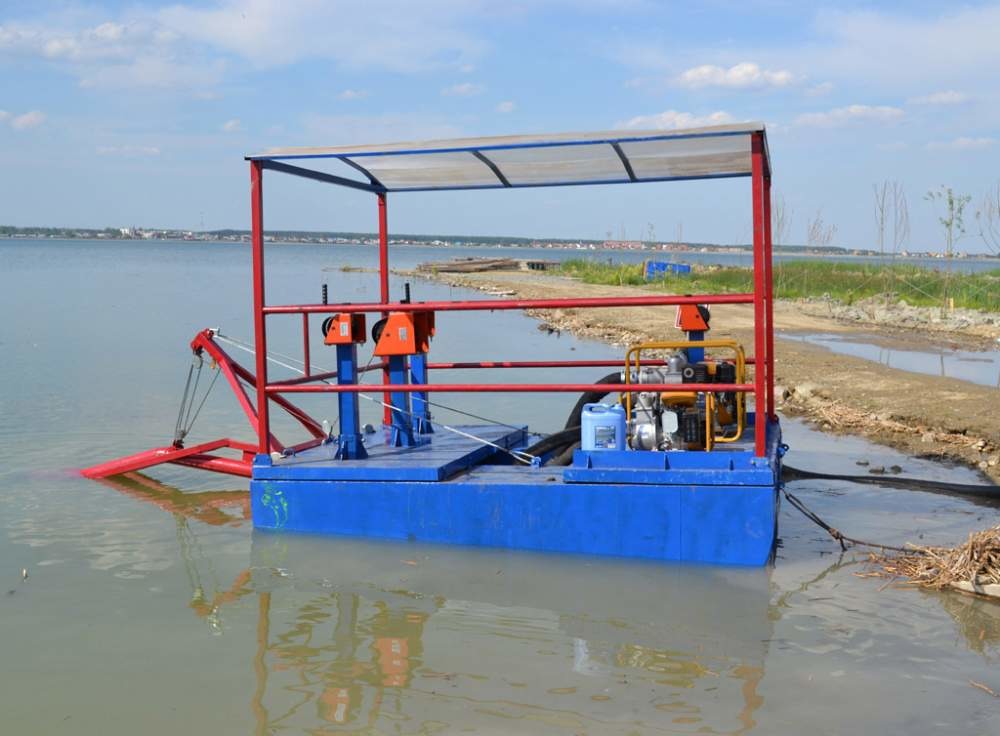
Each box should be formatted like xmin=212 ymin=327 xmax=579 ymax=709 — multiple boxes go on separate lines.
xmin=411 ymin=269 xmax=1000 ymax=483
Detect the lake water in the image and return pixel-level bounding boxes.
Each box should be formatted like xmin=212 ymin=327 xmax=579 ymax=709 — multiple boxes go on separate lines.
xmin=2 ymin=239 xmax=999 ymax=735
xmin=781 ymin=333 xmax=1000 ymax=389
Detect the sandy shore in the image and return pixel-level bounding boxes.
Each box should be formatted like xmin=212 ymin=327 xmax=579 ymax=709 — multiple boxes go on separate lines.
xmin=407 ymin=268 xmax=1000 ymax=483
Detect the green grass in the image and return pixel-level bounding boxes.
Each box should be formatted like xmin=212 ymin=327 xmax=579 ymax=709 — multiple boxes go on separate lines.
xmin=558 ymin=259 xmax=1000 ymax=312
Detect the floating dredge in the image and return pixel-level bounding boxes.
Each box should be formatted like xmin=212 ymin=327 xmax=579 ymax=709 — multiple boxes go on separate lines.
xmin=83 ymin=123 xmax=782 ymax=565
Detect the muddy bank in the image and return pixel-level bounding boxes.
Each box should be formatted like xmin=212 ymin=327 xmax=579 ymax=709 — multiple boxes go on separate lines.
xmin=407 ymin=268 xmax=1000 ymax=483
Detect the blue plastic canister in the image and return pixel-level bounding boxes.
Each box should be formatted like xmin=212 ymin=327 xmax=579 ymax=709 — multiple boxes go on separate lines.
xmin=580 ymin=403 xmax=626 ymax=451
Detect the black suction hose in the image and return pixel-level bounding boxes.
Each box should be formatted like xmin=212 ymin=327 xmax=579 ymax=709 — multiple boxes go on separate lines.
xmin=564 ymin=372 xmax=622 ymax=430
xmin=524 ymin=426 xmax=581 ymax=458
xmin=783 ymin=465 xmax=1000 ymax=500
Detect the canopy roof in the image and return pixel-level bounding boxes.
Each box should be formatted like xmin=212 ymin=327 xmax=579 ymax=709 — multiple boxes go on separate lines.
xmin=248 ymin=123 xmax=768 ymax=193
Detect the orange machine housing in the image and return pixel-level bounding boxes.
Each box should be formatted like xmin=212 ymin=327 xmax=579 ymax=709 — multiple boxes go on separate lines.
xmin=675 ymin=304 xmax=710 ymax=332
xmin=373 ymin=311 xmax=435 ymax=356
xmin=324 ymin=313 xmax=367 ymax=345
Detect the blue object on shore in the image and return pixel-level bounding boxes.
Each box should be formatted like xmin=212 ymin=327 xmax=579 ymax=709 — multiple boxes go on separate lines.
xmin=250 ymin=416 xmax=781 ymax=566
xmin=580 ymin=403 xmax=626 ymax=451
xmin=645 ymin=260 xmax=691 ymax=279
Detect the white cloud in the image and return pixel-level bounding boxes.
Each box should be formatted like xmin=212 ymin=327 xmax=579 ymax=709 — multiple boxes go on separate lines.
xmin=338 ymin=89 xmax=369 ymax=100
xmin=496 ymin=100 xmax=516 ymax=113
xmin=221 ymin=118 xmax=242 ymax=133
xmin=676 ymin=62 xmax=795 ymax=89
xmin=0 ymin=110 xmax=9 ymax=123
xmin=0 ymin=1 xmax=489 ymax=91
xmin=808 ymin=7 xmax=1000 ymax=88
xmin=926 ymin=136 xmax=994 ymax=151
xmin=794 ymin=104 xmax=903 ymax=128
xmin=156 ymin=0 xmax=487 ymax=73
xmin=9 ymin=110 xmax=45 ymax=130
xmin=805 ymin=81 xmax=833 ymax=97
xmin=617 ymin=110 xmax=736 ymax=130
xmin=908 ymin=90 xmax=968 ymax=106
xmin=302 ymin=113 xmax=463 ymax=144
xmin=441 ymin=82 xmax=485 ymax=97
xmin=96 ymin=145 xmax=161 ymax=156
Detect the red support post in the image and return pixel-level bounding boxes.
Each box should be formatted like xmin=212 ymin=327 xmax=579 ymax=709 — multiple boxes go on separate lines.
xmin=378 ymin=192 xmax=391 ymax=425
xmin=302 ymin=313 xmax=311 ymax=377
xmin=250 ymin=161 xmax=271 ymax=455
xmin=750 ymin=133 xmax=767 ymax=456
xmin=763 ymin=171 xmax=775 ymax=420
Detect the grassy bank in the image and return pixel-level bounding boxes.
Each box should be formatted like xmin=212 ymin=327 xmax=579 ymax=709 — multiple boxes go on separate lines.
xmin=558 ymin=259 xmax=1000 ymax=312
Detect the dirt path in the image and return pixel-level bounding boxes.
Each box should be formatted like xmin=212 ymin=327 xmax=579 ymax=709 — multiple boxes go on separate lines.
xmin=409 ymin=269 xmax=1000 ymax=483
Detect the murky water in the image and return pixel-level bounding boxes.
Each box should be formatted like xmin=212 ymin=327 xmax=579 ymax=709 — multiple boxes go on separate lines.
xmin=781 ymin=332 xmax=1000 ymax=388
xmin=2 ymin=239 xmax=999 ymax=734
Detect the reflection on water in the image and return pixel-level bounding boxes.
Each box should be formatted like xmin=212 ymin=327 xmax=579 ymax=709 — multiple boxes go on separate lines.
xmin=781 ymin=332 xmax=1000 ymax=388
xmin=247 ymin=533 xmax=770 ymax=735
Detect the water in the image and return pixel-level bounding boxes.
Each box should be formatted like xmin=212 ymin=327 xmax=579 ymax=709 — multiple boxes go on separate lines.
xmin=2 ymin=239 xmax=999 ymax=734
xmin=781 ymin=332 xmax=1000 ymax=389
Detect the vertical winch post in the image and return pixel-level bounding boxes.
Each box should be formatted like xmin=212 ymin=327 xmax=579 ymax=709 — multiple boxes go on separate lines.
xmin=410 ymin=353 xmax=434 ymax=434
xmin=335 ymin=343 xmax=368 ymax=459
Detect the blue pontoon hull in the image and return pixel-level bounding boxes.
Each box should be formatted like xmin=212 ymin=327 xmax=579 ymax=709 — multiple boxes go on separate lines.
xmin=251 ymin=416 xmax=781 ymax=566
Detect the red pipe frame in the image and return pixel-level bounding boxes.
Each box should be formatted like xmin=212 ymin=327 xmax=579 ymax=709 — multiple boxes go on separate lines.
xmin=264 ymin=292 xmax=753 ymax=315
xmin=266 ymin=382 xmax=754 ymax=395
xmin=245 ymin=139 xmax=775 ymax=456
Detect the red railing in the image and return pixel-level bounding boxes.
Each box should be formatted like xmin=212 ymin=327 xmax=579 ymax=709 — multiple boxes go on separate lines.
xmin=248 ymin=131 xmax=775 ymax=457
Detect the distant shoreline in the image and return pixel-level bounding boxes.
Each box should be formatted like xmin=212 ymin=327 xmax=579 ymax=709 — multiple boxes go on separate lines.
xmin=2 ymin=234 xmax=996 ymax=262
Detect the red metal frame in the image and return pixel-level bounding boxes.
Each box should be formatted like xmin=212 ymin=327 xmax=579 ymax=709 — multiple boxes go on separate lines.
xmin=83 ymin=130 xmax=775 ymax=480
xmin=251 ymin=131 xmax=774 ymax=456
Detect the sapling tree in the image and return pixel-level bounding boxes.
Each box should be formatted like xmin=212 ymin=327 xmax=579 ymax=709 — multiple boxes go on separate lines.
xmin=976 ymin=181 xmax=1000 ymax=254
xmin=925 ymin=185 xmax=971 ymax=310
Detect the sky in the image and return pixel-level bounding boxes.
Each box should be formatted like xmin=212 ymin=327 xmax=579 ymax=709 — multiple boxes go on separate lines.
xmin=2 ymin=0 xmax=999 ymax=253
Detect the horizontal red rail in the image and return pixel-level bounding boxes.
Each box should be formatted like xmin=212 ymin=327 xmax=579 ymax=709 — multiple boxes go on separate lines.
xmin=263 ymin=293 xmax=754 ymax=315
xmin=266 ymin=382 xmax=754 ymax=394
xmin=427 ymin=357 xmax=755 ymax=369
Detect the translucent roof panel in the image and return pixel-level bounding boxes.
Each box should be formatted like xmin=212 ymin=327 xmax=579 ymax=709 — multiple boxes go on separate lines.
xmin=249 ymin=123 xmax=767 ymax=192
xmin=620 ymin=135 xmax=751 ymax=180
xmin=345 ymin=152 xmax=498 ymax=190
xmin=485 ymin=143 xmax=627 ymax=185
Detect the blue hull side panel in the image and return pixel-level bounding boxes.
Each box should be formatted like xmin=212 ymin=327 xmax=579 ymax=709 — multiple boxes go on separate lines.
xmin=251 ymin=472 xmax=777 ymax=565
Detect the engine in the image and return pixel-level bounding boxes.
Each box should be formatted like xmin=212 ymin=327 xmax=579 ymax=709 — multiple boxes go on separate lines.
xmin=625 ymin=349 xmax=742 ymax=451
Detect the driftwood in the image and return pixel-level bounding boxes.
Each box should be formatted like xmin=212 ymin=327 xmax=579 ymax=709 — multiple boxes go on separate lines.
xmin=864 ymin=525 xmax=1000 ymax=600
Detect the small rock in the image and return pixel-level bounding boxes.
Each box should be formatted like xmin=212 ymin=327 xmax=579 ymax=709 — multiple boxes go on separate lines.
xmin=855 ymin=460 xmax=870 ymax=467
xmin=869 ymin=466 xmax=886 ymax=475
xmin=988 ymin=455 xmax=1000 ymax=468
xmin=889 ymin=465 xmax=903 ymax=474
xmin=794 ymin=383 xmax=819 ymax=400
xmin=978 ymin=461 xmax=990 ymax=471
xmin=921 ymin=432 xmax=936 ymax=444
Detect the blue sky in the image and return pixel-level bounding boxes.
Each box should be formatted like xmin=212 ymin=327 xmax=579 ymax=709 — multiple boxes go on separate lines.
xmin=2 ymin=1 xmax=999 ymax=252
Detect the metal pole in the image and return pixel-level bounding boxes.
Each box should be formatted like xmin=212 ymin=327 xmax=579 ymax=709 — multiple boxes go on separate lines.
xmin=302 ymin=313 xmax=311 ymax=377
xmin=378 ymin=192 xmax=391 ymax=426
xmin=250 ymin=160 xmax=270 ymax=455
xmin=750 ymin=133 xmax=766 ymax=456
xmin=763 ymin=169 xmax=775 ymax=420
